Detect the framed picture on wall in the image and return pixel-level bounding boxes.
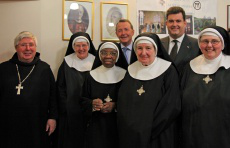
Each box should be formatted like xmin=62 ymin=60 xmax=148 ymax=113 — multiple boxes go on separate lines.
xmin=62 ymin=0 xmax=94 ymax=41
xmin=100 ymin=2 xmax=128 ymax=41
xmin=138 ymin=10 xmax=166 ymax=35
xmin=227 ymin=5 xmax=230 ymax=30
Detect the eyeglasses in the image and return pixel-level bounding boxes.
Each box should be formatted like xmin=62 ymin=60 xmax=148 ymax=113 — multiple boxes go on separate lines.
xmin=200 ymin=40 xmax=221 ymax=46
xmin=100 ymin=51 xmax=118 ymax=57
xmin=18 ymin=43 xmax=36 ymax=47
xmin=74 ymin=44 xmax=88 ymax=48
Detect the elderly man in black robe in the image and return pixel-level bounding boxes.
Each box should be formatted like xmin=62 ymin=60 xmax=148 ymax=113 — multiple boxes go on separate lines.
xmin=0 ymin=31 xmax=58 ymax=148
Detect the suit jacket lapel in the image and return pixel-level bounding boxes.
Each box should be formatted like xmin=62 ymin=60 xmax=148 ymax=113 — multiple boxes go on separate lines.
xmin=175 ymin=35 xmax=191 ymax=64
xmin=161 ymin=37 xmax=170 ymax=53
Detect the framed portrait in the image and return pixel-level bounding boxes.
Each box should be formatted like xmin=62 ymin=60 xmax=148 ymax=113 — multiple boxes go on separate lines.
xmin=228 ymin=5 xmax=230 ymax=30
xmin=62 ymin=0 xmax=94 ymax=41
xmin=100 ymin=2 xmax=128 ymax=41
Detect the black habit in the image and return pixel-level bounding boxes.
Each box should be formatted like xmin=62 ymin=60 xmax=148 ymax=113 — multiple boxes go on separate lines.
xmin=56 ymin=32 xmax=96 ymax=148
xmin=81 ymin=42 xmax=127 ymax=148
xmin=117 ymin=33 xmax=181 ymax=148
xmin=117 ymin=66 xmax=180 ymax=148
xmin=81 ymin=75 xmax=121 ymax=148
xmin=0 ymin=53 xmax=58 ymax=148
xmin=56 ymin=61 xmax=88 ymax=148
xmin=181 ymin=65 xmax=230 ymax=148
xmin=180 ymin=26 xmax=230 ymax=148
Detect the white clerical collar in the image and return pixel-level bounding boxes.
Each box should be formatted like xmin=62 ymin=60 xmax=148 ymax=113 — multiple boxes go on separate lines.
xmin=128 ymin=57 xmax=171 ymax=80
xmin=64 ymin=53 xmax=95 ymax=72
xmin=169 ymin=34 xmax=184 ymax=43
xmin=90 ymin=65 xmax=126 ymax=84
xmin=190 ymin=52 xmax=230 ymax=74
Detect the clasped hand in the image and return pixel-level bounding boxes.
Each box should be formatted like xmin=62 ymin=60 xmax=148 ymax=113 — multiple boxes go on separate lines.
xmin=92 ymin=98 xmax=115 ymax=113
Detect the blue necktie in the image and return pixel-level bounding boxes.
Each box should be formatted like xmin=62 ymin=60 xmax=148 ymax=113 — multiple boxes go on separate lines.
xmin=122 ymin=47 xmax=128 ymax=62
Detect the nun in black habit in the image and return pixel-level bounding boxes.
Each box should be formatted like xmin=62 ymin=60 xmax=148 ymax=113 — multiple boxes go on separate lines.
xmin=56 ymin=32 xmax=96 ymax=148
xmin=81 ymin=42 xmax=127 ymax=148
xmin=181 ymin=26 xmax=230 ymax=148
xmin=117 ymin=32 xmax=181 ymax=148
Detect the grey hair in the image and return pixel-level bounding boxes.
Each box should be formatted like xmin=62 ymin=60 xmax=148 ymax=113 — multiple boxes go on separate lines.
xmin=14 ymin=31 xmax=37 ymax=48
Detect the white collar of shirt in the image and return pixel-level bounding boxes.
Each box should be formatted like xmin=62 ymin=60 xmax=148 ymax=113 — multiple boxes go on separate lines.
xmin=128 ymin=57 xmax=171 ymax=80
xmin=90 ymin=65 xmax=126 ymax=84
xmin=64 ymin=53 xmax=95 ymax=72
xmin=168 ymin=34 xmax=185 ymax=54
xmin=121 ymin=42 xmax=133 ymax=50
xmin=190 ymin=52 xmax=230 ymax=74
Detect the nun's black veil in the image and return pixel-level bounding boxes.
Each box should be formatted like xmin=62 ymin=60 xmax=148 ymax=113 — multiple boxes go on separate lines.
xmin=134 ymin=32 xmax=172 ymax=62
xmin=65 ymin=32 xmax=96 ymax=56
xmin=202 ymin=26 xmax=230 ymax=55
xmin=133 ymin=32 xmax=178 ymax=73
xmin=92 ymin=42 xmax=128 ymax=70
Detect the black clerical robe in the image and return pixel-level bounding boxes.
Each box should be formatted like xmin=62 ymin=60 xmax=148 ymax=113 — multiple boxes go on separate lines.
xmin=181 ymin=65 xmax=230 ymax=148
xmin=81 ymin=74 xmax=121 ymax=148
xmin=117 ymin=65 xmax=181 ymax=148
xmin=56 ymin=60 xmax=87 ymax=148
xmin=0 ymin=53 xmax=58 ymax=148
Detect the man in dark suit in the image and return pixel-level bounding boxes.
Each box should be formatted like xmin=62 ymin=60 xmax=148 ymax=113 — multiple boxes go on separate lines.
xmin=116 ymin=19 xmax=137 ymax=65
xmin=161 ymin=6 xmax=200 ymax=74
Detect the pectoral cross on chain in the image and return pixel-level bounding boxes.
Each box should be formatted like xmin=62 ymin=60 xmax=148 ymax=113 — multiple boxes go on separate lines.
xmin=203 ymin=75 xmax=212 ymax=84
xmin=137 ymin=85 xmax=145 ymax=96
xmin=16 ymin=83 xmax=23 ymax=95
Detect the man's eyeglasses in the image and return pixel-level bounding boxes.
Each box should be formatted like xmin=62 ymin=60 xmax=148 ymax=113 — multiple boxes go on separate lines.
xmin=100 ymin=51 xmax=118 ymax=57
xmin=18 ymin=43 xmax=36 ymax=47
xmin=200 ymin=40 xmax=221 ymax=46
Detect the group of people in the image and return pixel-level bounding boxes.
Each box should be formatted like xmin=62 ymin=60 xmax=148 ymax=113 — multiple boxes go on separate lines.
xmin=1 ymin=6 xmax=230 ymax=148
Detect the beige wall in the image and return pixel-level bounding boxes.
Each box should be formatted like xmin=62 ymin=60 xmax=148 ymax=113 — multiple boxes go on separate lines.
xmin=0 ymin=0 xmax=228 ymax=77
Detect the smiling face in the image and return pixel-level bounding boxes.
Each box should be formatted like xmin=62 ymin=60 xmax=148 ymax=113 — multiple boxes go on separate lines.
xmin=136 ymin=43 xmax=156 ymax=66
xmin=73 ymin=41 xmax=89 ymax=59
xmin=16 ymin=37 xmax=37 ymax=63
xmin=199 ymin=35 xmax=223 ymax=60
xmin=166 ymin=12 xmax=187 ymax=39
xmin=100 ymin=48 xmax=118 ymax=68
xmin=116 ymin=22 xmax=134 ymax=46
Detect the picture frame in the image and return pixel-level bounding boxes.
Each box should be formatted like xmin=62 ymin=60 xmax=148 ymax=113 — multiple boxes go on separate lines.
xmin=100 ymin=2 xmax=128 ymax=41
xmin=62 ymin=0 xmax=94 ymax=41
xmin=138 ymin=10 xmax=166 ymax=35
xmin=227 ymin=5 xmax=230 ymax=30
